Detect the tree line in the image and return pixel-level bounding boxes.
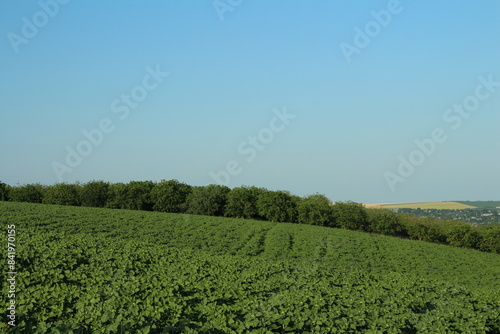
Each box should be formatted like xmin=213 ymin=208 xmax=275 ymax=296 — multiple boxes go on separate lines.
xmin=0 ymin=180 xmax=499 ymax=253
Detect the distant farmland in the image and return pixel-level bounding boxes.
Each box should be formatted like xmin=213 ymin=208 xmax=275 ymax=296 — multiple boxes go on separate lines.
xmin=456 ymin=201 xmax=500 ymax=209
xmin=365 ymin=201 xmax=500 ymax=225
xmin=367 ymin=201 xmax=478 ymax=209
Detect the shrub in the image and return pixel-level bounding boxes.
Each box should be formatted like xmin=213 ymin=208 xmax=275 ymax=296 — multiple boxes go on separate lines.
xmin=186 ymin=184 xmax=230 ymax=216
xmin=446 ymin=224 xmax=481 ymax=249
xmin=333 ymin=201 xmax=369 ymax=231
xmin=367 ymin=209 xmax=405 ymax=236
xmin=478 ymin=225 xmax=500 ymax=253
xmin=151 ymin=179 xmax=192 ymax=213
xmin=297 ymin=194 xmax=335 ymax=226
xmin=9 ymin=184 xmax=44 ymax=203
xmin=257 ymin=190 xmax=298 ymax=223
xmin=106 ymin=183 xmax=128 ymax=209
xmin=0 ymin=182 xmax=10 ymax=201
xmin=123 ymin=181 xmax=155 ymax=211
xmin=80 ymin=181 xmax=109 ymax=207
xmin=225 ymin=186 xmax=265 ymax=219
xmin=43 ymin=183 xmax=81 ymax=206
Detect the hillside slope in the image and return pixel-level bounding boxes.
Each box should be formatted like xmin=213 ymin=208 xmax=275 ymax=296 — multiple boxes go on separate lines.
xmin=1 ymin=202 xmax=500 ymax=333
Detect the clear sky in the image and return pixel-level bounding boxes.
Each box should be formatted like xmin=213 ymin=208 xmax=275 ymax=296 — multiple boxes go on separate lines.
xmin=1 ymin=0 xmax=499 ymax=203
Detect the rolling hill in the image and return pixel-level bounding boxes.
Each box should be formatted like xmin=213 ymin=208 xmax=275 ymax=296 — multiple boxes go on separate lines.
xmin=1 ymin=202 xmax=499 ymax=333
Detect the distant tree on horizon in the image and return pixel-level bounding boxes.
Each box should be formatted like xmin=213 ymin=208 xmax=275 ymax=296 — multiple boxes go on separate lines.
xmin=367 ymin=209 xmax=405 ymax=236
xmin=225 ymin=186 xmax=265 ymax=219
xmin=297 ymin=194 xmax=335 ymax=226
xmin=8 ymin=183 xmax=45 ymax=203
xmin=0 ymin=182 xmax=10 ymax=201
xmin=333 ymin=201 xmax=368 ymax=231
xmin=80 ymin=180 xmax=109 ymax=208
xmin=151 ymin=179 xmax=192 ymax=213
xmin=186 ymin=184 xmax=230 ymax=216
xmin=257 ymin=190 xmax=298 ymax=223
xmin=43 ymin=183 xmax=81 ymax=206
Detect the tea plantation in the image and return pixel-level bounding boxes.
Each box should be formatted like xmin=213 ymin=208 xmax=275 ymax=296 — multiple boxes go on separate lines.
xmin=1 ymin=202 xmax=499 ymax=333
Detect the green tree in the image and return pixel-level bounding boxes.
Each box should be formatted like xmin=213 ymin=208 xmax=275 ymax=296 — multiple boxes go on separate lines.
xmin=478 ymin=225 xmax=500 ymax=253
xmin=403 ymin=220 xmax=444 ymax=243
xmin=333 ymin=201 xmax=369 ymax=231
xmin=9 ymin=183 xmax=45 ymax=203
xmin=43 ymin=183 xmax=81 ymax=206
xmin=367 ymin=209 xmax=404 ymax=236
xmin=80 ymin=181 xmax=109 ymax=207
xmin=257 ymin=190 xmax=298 ymax=223
xmin=151 ymin=179 xmax=192 ymax=213
xmin=446 ymin=224 xmax=481 ymax=249
xmin=0 ymin=182 xmax=10 ymax=201
xmin=106 ymin=183 xmax=128 ymax=209
xmin=421 ymin=218 xmax=447 ymax=243
xmin=297 ymin=194 xmax=335 ymax=226
xmin=224 ymin=186 xmax=265 ymax=219
xmin=186 ymin=184 xmax=230 ymax=216
xmin=123 ymin=181 xmax=155 ymax=211
xmin=404 ymin=222 xmax=429 ymax=241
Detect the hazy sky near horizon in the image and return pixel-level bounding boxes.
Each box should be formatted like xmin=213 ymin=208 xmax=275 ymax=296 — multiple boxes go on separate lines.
xmin=1 ymin=1 xmax=499 ymax=203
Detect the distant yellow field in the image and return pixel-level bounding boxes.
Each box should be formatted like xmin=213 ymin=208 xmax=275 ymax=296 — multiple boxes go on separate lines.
xmin=366 ymin=201 xmax=476 ymax=209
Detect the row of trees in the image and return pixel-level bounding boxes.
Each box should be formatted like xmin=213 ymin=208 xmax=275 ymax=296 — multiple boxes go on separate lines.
xmin=0 ymin=180 xmax=499 ymax=253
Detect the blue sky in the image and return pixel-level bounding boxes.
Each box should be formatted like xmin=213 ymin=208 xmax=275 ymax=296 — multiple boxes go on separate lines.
xmin=1 ymin=0 xmax=499 ymax=203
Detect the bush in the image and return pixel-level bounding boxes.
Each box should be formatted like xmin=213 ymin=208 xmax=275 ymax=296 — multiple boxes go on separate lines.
xmin=106 ymin=181 xmax=156 ymax=211
xmin=297 ymin=194 xmax=335 ymax=226
xmin=225 ymin=186 xmax=265 ymax=219
xmin=0 ymin=182 xmax=10 ymax=201
xmin=80 ymin=181 xmax=109 ymax=207
xmin=333 ymin=201 xmax=369 ymax=231
xmin=106 ymin=183 xmax=128 ymax=209
xmin=367 ymin=209 xmax=405 ymax=236
xmin=123 ymin=181 xmax=155 ymax=211
xmin=151 ymin=180 xmax=192 ymax=213
xmin=43 ymin=183 xmax=81 ymax=206
xmin=478 ymin=225 xmax=500 ymax=253
xmin=257 ymin=190 xmax=298 ymax=223
xmin=446 ymin=224 xmax=481 ymax=249
xmin=9 ymin=184 xmax=45 ymax=203
xmin=403 ymin=221 xmax=444 ymax=243
xmin=186 ymin=184 xmax=230 ymax=216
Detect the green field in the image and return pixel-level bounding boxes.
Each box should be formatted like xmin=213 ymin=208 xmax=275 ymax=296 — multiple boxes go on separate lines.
xmin=2 ymin=202 xmax=500 ymax=333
